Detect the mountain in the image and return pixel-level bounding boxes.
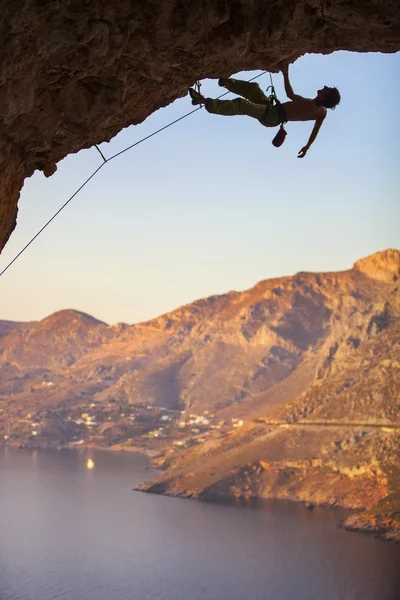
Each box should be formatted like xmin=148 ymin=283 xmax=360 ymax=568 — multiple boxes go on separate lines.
xmin=1 ymin=250 xmax=399 ymax=539
xmin=0 ymin=319 xmax=27 ymax=338
xmin=0 ymin=310 xmax=109 ymax=369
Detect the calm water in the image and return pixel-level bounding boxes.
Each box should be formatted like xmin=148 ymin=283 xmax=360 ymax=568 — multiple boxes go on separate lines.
xmin=0 ymin=448 xmax=399 ymax=600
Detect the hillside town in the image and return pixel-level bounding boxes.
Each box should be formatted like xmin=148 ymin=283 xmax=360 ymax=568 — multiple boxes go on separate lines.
xmin=0 ymin=394 xmax=244 ymax=454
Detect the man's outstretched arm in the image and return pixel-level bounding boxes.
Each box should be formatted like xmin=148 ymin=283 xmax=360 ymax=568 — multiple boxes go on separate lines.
xmin=298 ymin=112 xmax=327 ymax=158
xmin=279 ymin=60 xmax=303 ymax=101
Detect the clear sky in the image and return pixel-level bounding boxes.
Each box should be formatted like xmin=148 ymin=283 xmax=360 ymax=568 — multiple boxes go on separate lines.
xmin=0 ymin=51 xmax=399 ymax=325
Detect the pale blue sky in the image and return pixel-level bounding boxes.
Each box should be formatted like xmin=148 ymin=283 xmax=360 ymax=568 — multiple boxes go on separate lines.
xmin=0 ymin=51 xmax=399 ymax=325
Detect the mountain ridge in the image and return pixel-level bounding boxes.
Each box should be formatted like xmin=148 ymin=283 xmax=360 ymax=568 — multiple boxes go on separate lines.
xmin=5 ymin=248 xmax=398 ymax=330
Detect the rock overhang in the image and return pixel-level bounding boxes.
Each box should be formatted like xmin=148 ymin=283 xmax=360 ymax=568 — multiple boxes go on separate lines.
xmin=1 ymin=0 xmax=399 ymax=253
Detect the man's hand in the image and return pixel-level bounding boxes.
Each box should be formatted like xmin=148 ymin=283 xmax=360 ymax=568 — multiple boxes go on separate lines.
xmin=298 ymin=146 xmax=308 ymax=158
xmin=278 ymin=59 xmax=289 ymax=73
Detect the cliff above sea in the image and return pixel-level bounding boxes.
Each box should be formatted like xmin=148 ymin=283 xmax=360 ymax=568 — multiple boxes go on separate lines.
xmin=1 ymin=250 xmax=399 ymax=540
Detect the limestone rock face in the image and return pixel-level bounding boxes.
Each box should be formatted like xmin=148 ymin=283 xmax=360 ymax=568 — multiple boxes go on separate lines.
xmin=1 ymin=0 xmax=400 ymax=251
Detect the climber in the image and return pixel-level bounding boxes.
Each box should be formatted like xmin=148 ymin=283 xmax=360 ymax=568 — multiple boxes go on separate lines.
xmin=188 ymin=59 xmax=340 ymax=158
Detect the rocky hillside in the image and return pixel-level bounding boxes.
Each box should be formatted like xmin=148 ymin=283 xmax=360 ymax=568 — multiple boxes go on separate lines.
xmin=1 ymin=249 xmax=399 ymax=538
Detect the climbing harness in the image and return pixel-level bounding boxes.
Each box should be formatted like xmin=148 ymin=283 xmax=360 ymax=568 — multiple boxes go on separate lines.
xmin=0 ymin=71 xmax=269 ymax=278
xmin=266 ymin=72 xmax=287 ymax=148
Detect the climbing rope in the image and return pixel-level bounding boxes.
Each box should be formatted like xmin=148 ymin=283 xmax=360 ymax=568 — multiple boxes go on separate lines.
xmin=94 ymin=145 xmax=107 ymax=163
xmin=0 ymin=71 xmax=268 ymax=278
xmin=194 ymin=80 xmax=204 ymax=105
xmin=269 ymin=71 xmax=274 ymax=87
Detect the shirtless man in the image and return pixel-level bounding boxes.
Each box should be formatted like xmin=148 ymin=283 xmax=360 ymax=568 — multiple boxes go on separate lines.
xmin=188 ymin=60 xmax=340 ymax=158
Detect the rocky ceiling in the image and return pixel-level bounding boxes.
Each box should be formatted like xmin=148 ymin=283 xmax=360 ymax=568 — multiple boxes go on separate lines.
xmin=1 ymin=0 xmax=399 ymax=254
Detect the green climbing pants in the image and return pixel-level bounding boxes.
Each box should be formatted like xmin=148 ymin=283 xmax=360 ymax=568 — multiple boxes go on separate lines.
xmin=205 ymin=78 xmax=282 ymax=127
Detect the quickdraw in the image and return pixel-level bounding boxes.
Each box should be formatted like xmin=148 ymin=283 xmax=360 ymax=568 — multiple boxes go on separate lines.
xmin=266 ymin=73 xmax=287 ymax=147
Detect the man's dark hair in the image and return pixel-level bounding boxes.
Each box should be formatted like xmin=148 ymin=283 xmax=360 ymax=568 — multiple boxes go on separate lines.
xmin=323 ymin=87 xmax=341 ymax=110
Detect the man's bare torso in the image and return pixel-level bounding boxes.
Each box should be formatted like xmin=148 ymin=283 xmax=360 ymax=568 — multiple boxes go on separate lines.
xmin=282 ymin=98 xmax=327 ymax=122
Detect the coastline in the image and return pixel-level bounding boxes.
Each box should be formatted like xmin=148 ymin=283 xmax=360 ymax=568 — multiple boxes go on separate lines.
xmin=1 ymin=440 xmax=161 ymax=459
xmin=343 ymin=512 xmax=400 ymax=542
xmin=135 ymin=481 xmax=400 ymax=543
xmin=3 ymin=442 xmax=398 ymax=543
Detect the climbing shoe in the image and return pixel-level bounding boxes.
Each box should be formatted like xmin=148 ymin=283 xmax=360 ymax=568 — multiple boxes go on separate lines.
xmin=189 ymin=88 xmax=204 ymax=105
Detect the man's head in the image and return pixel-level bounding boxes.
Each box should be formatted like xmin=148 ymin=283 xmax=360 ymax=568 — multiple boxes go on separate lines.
xmin=316 ymin=86 xmax=341 ymax=109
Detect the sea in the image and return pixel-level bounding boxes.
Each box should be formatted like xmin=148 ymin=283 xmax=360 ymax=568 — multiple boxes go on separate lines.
xmin=0 ymin=447 xmax=399 ymax=600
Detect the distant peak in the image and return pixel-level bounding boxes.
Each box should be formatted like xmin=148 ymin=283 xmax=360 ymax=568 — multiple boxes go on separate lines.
xmin=40 ymin=309 xmax=107 ymax=328
xmin=353 ymin=249 xmax=400 ymax=283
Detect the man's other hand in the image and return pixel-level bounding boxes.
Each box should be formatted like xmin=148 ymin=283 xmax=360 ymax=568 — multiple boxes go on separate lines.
xmin=298 ymin=146 xmax=308 ymax=158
